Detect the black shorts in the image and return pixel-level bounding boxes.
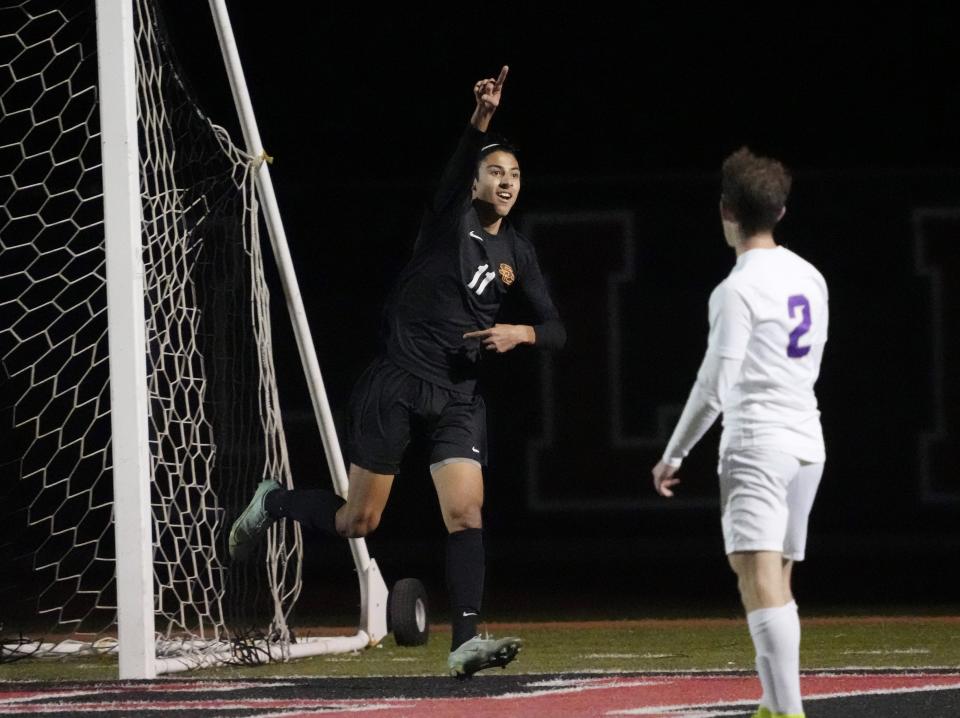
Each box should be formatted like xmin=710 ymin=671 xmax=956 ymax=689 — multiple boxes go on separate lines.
xmin=346 ymin=357 xmax=487 ymax=475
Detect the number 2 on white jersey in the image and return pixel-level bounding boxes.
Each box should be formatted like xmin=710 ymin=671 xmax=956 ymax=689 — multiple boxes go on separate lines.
xmin=787 ymin=294 xmax=811 ymax=358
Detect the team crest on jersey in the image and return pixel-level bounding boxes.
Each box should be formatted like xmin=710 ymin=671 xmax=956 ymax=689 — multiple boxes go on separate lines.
xmin=498 ymin=263 xmax=515 ymax=286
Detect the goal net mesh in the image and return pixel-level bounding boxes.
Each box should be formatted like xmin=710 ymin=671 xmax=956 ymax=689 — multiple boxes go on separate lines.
xmin=0 ymin=0 xmax=303 ymax=665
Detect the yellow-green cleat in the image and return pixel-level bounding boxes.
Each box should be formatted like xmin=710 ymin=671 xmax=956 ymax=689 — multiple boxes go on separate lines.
xmin=448 ymin=635 xmax=523 ymax=679
xmin=751 ymin=709 xmax=804 ymax=718
xmin=228 ymin=479 xmax=281 ymax=561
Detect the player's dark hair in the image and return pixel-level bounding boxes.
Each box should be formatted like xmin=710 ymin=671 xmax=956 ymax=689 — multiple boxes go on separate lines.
xmin=721 ymin=147 xmax=792 ymax=237
xmin=476 ymin=135 xmax=520 ymax=176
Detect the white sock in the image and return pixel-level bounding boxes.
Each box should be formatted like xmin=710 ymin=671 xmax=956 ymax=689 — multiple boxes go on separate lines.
xmin=747 ymin=600 xmax=803 ymax=715
xmin=751 ymin=632 xmax=774 ymax=710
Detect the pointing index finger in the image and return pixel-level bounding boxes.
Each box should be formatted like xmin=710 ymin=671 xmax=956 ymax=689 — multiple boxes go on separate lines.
xmin=463 ymin=328 xmax=493 ymax=339
xmin=493 ymin=65 xmax=509 ymax=91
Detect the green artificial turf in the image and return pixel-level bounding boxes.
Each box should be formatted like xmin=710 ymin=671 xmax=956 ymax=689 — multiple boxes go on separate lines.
xmin=2 ymin=617 xmax=958 ymax=682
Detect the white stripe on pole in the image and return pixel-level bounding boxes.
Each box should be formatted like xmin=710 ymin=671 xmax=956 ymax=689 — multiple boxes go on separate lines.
xmin=96 ymin=0 xmax=156 ymax=680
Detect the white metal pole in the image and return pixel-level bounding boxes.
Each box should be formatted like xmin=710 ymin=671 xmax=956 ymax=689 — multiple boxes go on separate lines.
xmin=96 ymin=0 xmax=156 ymax=680
xmin=207 ymin=0 xmax=371 ymax=570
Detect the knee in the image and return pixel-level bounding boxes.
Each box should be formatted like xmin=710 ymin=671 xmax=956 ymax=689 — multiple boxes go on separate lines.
xmin=337 ymin=505 xmax=382 ymax=538
xmin=736 ymin=571 xmax=782 ymax=608
xmin=735 ymin=572 xmax=756 ymax=600
xmin=444 ymin=502 xmax=482 ymax=532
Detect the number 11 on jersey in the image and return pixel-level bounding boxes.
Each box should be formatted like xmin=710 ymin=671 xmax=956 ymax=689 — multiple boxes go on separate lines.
xmin=468 ymin=264 xmax=497 ymax=295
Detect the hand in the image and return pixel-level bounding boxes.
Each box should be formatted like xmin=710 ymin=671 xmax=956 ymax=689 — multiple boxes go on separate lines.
xmin=473 ymin=66 xmax=509 ymax=118
xmin=463 ymin=323 xmax=532 ymax=353
xmin=652 ymin=461 xmax=681 ymax=497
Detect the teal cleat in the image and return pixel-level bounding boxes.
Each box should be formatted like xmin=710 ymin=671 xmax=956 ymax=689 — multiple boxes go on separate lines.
xmin=447 ymin=635 xmax=523 ymax=679
xmin=228 ymin=479 xmax=281 ymax=561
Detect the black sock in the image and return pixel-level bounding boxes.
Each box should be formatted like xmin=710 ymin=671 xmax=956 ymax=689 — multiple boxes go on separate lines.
xmin=446 ymin=527 xmax=485 ymax=651
xmin=265 ymin=488 xmax=344 ymax=537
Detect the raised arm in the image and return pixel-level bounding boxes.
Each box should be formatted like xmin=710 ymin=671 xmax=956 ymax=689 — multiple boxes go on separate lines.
xmin=428 ymin=66 xmax=510 ymax=219
xmin=470 ymin=65 xmax=508 ymax=132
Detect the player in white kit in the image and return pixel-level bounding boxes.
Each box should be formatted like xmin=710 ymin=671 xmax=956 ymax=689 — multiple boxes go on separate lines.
xmin=652 ymin=147 xmax=828 ymax=718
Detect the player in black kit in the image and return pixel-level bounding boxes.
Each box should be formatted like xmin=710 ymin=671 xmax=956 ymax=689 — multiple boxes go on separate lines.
xmin=229 ymin=66 xmax=565 ymax=678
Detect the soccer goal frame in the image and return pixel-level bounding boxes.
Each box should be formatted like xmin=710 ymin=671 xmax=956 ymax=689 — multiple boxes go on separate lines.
xmin=107 ymin=0 xmax=388 ymax=678
xmin=96 ymin=0 xmax=387 ymax=678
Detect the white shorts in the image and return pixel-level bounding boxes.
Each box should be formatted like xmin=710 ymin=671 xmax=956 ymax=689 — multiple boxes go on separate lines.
xmin=718 ymin=449 xmax=823 ymax=561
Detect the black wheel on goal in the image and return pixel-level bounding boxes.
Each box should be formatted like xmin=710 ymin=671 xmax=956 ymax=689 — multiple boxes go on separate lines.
xmin=389 ymin=578 xmax=429 ymax=646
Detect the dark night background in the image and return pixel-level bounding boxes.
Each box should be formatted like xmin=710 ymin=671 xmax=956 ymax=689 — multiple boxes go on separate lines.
xmin=152 ymin=3 xmax=960 ymax=621
xmin=6 ymin=2 xmax=957 ymax=627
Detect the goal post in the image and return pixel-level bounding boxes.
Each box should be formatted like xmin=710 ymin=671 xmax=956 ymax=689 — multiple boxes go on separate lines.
xmin=0 ymin=0 xmax=396 ymax=677
xmin=96 ymin=0 xmax=156 ymax=679
xmin=206 ymin=0 xmax=389 ymax=648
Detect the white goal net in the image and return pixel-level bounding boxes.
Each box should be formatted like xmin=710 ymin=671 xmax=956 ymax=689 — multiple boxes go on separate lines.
xmin=0 ymin=0 xmax=304 ymax=668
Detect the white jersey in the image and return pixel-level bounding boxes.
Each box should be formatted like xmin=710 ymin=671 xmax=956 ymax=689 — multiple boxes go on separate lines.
xmin=664 ymin=245 xmax=828 ymax=466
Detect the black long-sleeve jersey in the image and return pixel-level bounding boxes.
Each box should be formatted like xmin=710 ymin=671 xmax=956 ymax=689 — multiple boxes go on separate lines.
xmin=382 ymin=125 xmax=566 ymax=394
